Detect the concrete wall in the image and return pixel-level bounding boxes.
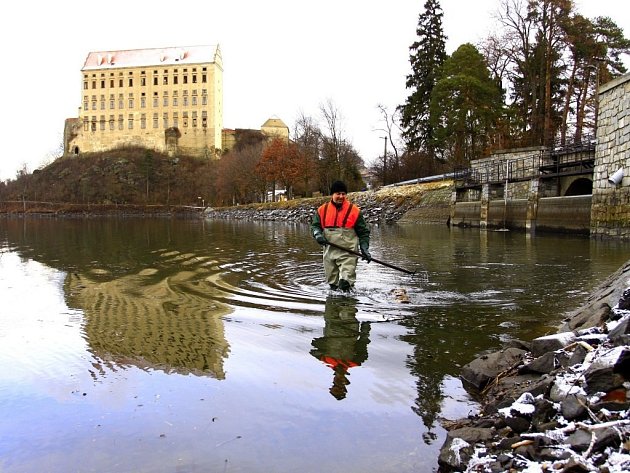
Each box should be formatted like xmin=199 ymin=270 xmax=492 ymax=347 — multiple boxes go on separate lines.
xmin=537 ymin=195 xmax=592 ymax=234
xmin=452 ymin=195 xmax=591 ymax=234
xmin=451 ymin=202 xmax=481 ymax=227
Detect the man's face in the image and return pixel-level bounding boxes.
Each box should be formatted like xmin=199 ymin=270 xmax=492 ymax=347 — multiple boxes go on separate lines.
xmin=332 ymin=191 xmax=346 ymax=204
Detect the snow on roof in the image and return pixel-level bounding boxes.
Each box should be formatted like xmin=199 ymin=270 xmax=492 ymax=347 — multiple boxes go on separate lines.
xmin=82 ymin=45 xmax=220 ymax=71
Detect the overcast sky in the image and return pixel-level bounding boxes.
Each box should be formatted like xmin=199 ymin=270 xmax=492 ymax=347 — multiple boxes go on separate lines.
xmin=0 ymin=0 xmax=627 ymax=181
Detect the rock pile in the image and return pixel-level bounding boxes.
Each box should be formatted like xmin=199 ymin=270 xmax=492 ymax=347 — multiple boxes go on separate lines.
xmin=204 ymin=181 xmax=453 ymax=225
xmin=438 ymin=261 xmax=630 ymax=472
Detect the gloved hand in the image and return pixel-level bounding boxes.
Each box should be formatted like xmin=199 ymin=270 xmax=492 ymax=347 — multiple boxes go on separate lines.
xmin=314 ymin=232 xmax=328 ymax=246
xmin=360 ymin=243 xmax=372 ymax=262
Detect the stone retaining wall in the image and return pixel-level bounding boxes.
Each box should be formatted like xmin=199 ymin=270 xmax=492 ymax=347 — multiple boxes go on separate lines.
xmin=591 ymin=73 xmax=630 ymax=238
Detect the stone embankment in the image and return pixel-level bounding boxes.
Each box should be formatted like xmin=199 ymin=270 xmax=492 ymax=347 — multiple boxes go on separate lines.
xmin=204 ymin=181 xmax=453 ymax=225
xmin=438 ymin=260 xmax=630 ymax=472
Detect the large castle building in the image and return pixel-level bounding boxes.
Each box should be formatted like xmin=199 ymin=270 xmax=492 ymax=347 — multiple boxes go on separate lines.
xmin=65 ymin=45 xmax=224 ymax=158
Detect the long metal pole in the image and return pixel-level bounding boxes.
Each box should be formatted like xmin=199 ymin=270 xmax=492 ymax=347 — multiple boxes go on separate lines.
xmin=325 ymin=241 xmax=416 ymax=275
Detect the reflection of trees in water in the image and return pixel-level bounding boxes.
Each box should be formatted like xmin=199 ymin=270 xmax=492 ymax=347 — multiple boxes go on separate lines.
xmin=398 ymin=307 xmax=492 ymax=444
xmin=310 ymin=297 xmax=370 ymax=400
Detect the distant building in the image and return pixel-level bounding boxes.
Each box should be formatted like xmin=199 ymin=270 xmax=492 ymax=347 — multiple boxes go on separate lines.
xmin=221 ymin=117 xmax=290 ymax=153
xmin=65 ymin=45 xmax=224 ymax=158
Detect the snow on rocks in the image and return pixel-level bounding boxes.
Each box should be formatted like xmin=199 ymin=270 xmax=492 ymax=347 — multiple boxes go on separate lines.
xmin=438 ymin=263 xmax=630 ymax=472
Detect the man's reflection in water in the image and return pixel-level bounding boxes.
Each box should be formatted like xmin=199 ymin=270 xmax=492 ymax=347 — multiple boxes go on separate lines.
xmin=310 ymin=296 xmax=371 ymax=400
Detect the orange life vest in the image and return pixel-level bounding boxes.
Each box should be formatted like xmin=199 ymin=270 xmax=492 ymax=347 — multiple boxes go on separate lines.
xmin=317 ymin=200 xmax=360 ymax=229
xmin=320 ymin=355 xmax=360 ymax=371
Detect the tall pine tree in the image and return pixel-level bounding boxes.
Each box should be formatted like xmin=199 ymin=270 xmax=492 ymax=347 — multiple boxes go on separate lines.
xmin=399 ymin=0 xmax=447 ymax=157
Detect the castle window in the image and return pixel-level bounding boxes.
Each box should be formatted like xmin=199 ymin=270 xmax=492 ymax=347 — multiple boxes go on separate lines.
xmin=174 ymin=75 xmax=178 ymax=85
xmin=83 ymin=97 xmax=88 ymax=111
xmin=183 ymin=75 xmax=188 ymax=84
xmin=110 ymin=95 xmax=115 ymax=109
xmin=109 ymin=115 xmax=115 ymax=130
xmin=118 ymin=94 xmax=124 ymax=109
xmin=100 ymin=95 xmax=105 ymax=110
xmin=128 ymin=93 xmax=134 ymax=109
xmin=202 ymin=74 xmax=206 ymax=83
xmin=173 ymin=112 xmax=178 ymax=128
xmin=128 ymin=114 xmax=133 ymax=130
xmin=91 ymin=116 xmax=97 ymax=132
xmin=192 ymin=95 xmax=197 ymax=106
xmin=153 ymin=93 xmax=158 ymax=107
xmin=192 ymin=74 xmax=197 ymax=84
xmin=163 ymin=76 xmax=168 ymax=85
xmin=192 ymin=111 xmax=197 ymax=128
xmin=91 ymin=96 xmax=97 ymax=110
xmin=141 ymin=113 xmax=146 ymax=129
xmin=101 ymin=80 xmax=105 ymax=88
xmin=153 ymin=113 xmax=159 ymax=128
xmin=92 ymin=80 xmax=97 ymax=89
xmin=119 ymin=79 xmax=123 ymax=87
xmin=202 ymin=111 xmax=207 ymax=128
xmin=110 ymin=79 xmax=114 ymax=88
xmin=128 ymin=78 xmax=133 ymax=87
xmin=118 ymin=115 xmax=124 ymax=130
xmin=84 ymin=81 xmax=88 ymax=90
xmin=163 ymin=92 xmax=168 ymax=107
xmin=83 ymin=117 xmax=89 ymax=131
xmin=141 ymin=77 xmax=146 ymax=86
xmin=163 ymin=112 xmax=168 ymax=128
xmin=141 ymin=95 xmax=146 ymax=108
xmin=99 ymin=115 xmax=106 ymax=131
xmin=183 ymin=111 xmax=188 ymax=128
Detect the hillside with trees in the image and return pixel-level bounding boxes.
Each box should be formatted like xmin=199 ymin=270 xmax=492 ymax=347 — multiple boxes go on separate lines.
xmin=0 ymin=106 xmax=367 ymax=208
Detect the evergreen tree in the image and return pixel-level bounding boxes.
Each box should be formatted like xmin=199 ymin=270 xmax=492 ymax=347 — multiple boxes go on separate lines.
xmin=399 ymin=0 xmax=447 ymax=157
xmin=430 ymin=44 xmax=503 ymax=166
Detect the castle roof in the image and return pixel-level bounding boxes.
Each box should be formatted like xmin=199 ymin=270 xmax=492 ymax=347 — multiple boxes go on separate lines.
xmin=82 ymin=45 xmax=221 ymax=71
xmin=261 ymin=117 xmax=288 ymax=129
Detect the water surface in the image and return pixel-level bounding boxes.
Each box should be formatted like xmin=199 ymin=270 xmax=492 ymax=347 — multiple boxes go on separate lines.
xmin=0 ymin=218 xmax=627 ymax=472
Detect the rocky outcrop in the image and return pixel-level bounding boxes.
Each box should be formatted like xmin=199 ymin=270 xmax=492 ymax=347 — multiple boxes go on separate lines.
xmin=438 ymin=260 xmax=630 ymax=472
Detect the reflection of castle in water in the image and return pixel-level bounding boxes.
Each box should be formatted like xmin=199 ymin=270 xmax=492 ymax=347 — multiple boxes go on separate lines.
xmin=65 ymin=262 xmax=231 ymax=379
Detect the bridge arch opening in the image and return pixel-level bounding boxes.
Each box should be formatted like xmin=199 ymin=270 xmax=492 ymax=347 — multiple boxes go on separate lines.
xmin=564 ymin=178 xmax=592 ymax=196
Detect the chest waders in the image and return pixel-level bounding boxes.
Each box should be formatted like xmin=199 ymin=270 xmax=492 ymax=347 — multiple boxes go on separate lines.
xmin=322 ymin=227 xmax=359 ymax=287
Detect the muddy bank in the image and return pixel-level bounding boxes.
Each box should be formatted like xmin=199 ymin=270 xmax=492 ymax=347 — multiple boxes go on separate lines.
xmin=438 ymin=260 xmax=630 ymax=472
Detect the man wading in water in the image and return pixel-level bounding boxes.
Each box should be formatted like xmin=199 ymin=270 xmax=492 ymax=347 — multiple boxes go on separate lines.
xmin=311 ymin=181 xmax=371 ymax=292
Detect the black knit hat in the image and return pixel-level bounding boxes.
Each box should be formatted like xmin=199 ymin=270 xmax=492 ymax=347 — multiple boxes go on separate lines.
xmin=330 ymin=181 xmax=348 ymax=194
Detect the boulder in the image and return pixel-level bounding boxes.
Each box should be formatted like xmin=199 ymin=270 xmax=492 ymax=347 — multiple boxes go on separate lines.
xmin=608 ymin=317 xmax=630 ymax=346
xmin=460 ymin=348 xmax=526 ymax=392
xmin=531 ymin=332 xmax=576 ymax=357
xmin=583 ymin=346 xmax=630 ymax=394
xmin=438 ymin=427 xmax=493 ymax=472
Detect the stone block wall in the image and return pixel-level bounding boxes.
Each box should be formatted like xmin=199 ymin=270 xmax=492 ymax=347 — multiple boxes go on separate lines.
xmin=591 ymin=73 xmax=630 ymax=238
